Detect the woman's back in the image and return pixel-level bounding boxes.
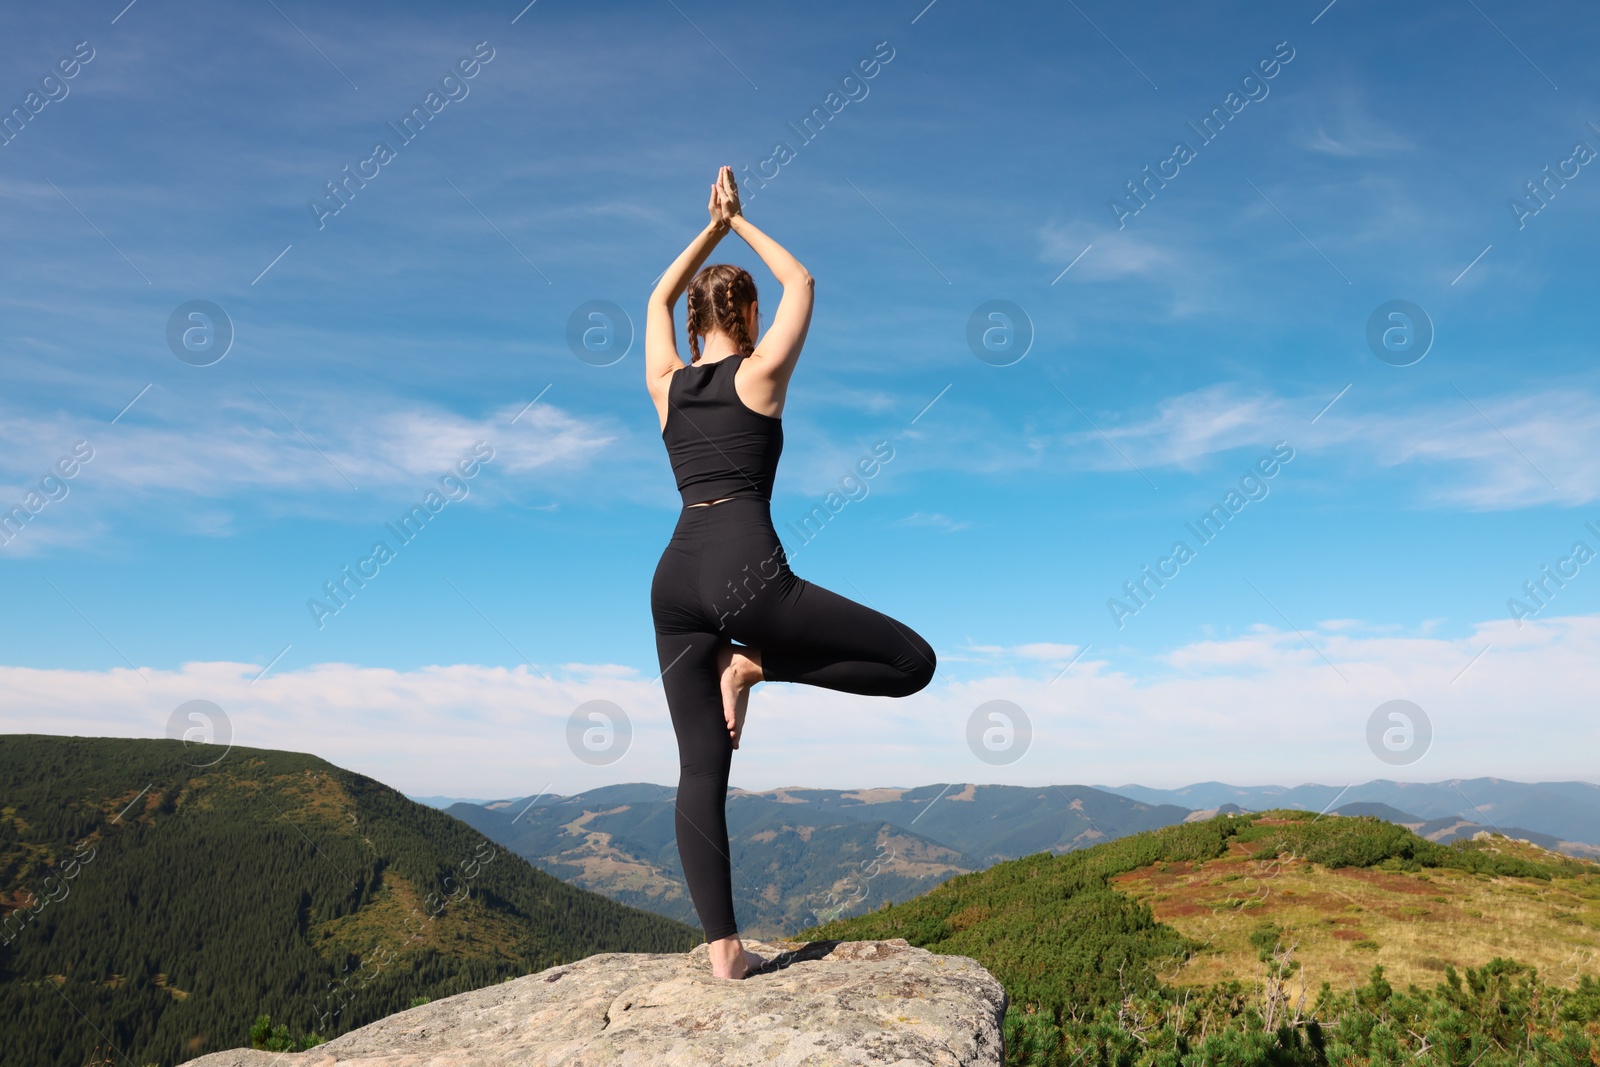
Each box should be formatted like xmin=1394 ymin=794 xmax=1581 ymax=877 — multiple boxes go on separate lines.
xmin=661 ymin=354 xmax=784 ymax=508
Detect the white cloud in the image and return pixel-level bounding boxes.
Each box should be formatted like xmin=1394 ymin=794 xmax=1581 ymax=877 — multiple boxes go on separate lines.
xmin=894 ymin=511 xmax=973 ymax=532
xmin=946 ymin=640 xmax=1084 ymax=667
xmin=4 ymin=614 xmax=1594 ymax=797
xmin=1037 ymin=221 xmax=1181 ymax=280
xmin=1091 ymin=383 xmax=1292 ymax=472
xmin=1047 ymin=380 xmax=1600 ymax=508
xmin=779 ymin=377 xmax=1600 ymax=513
xmin=0 ymin=392 xmax=623 ymax=551
xmin=0 ymin=395 xmax=616 ymax=495
xmin=5 ymin=373 xmax=1597 ymax=566
xmin=1356 ymin=388 xmax=1600 ymax=509
xmin=1294 ymin=92 xmax=1413 ymax=158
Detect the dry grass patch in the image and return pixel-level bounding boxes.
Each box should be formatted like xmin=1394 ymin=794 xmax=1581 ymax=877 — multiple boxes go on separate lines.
xmin=1114 ymin=845 xmax=1600 ymax=991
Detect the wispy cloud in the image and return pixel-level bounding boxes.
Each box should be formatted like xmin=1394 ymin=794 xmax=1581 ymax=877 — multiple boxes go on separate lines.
xmin=1047 ymin=380 xmax=1600 ymax=508
xmin=1295 ymin=91 xmax=1413 ymax=158
xmin=0 ymin=393 xmax=621 ymax=545
xmin=948 ymin=640 xmax=1084 ymax=666
xmin=1038 ymin=220 xmax=1180 ymax=280
xmin=1351 ymin=388 xmax=1599 ymax=509
xmin=1090 ymin=383 xmax=1290 ymax=471
xmin=894 ymin=511 xmax=972 ymax=532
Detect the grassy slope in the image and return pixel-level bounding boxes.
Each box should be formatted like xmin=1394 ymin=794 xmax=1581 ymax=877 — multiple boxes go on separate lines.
xmin=796 ymin=811 xmax=1600 ymax=1023
xmin=1113 ymin=819 xmax=1600 ymax=993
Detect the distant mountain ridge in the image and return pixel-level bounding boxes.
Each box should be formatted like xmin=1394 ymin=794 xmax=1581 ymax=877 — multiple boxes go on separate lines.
xmin=429 ymin=778 xmax=1600 ymax=851
xmin=1098 ymin=778 xmax=1600 ymax=848
xmin=1322 ymin=801 xmax=1600 ymax=859
xmin=441 ymin=777 xmax=1600 ymax=934
xmin=406 ymin=794 xmax=489 ymax=808
xmin=448 ymin=783 xmax=1191 ymax=936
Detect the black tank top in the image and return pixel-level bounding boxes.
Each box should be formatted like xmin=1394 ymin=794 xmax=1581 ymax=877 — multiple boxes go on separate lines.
xmin=661 ymin=353 xmax=783 ymax=506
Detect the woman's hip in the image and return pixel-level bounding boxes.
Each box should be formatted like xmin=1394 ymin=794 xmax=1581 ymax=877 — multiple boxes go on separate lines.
xmin=653 ymin=502 xmax=794 ymax=627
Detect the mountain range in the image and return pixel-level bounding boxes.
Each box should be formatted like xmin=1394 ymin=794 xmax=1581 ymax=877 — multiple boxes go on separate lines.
xmin=443 ymin=783 xmax=1189 ymax=936
xmin=430 ymin=778 xmax=1600 ymax=935
xmin=5 ymin=736 xmax=1595 ymax=1067
xmin=1098 ymin=779 xmax=1600 ymax=845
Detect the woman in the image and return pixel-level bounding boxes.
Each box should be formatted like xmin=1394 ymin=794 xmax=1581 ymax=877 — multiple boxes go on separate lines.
xmin=644 ymin=166 xmax=937 ymax=980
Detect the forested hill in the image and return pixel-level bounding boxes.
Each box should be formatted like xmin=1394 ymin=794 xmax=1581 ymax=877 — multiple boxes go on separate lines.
xmin=0 ymin=735 xmax=698 ymax=1067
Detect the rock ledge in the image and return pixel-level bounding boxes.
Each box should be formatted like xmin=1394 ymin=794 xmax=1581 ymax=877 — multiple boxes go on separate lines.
xmin=182 ymin=938 xmax=1007 ymax=1066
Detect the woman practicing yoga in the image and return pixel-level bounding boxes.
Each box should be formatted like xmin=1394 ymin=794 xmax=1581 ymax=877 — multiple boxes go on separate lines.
xmin=645 ymin=166 xmax=936 ymax=980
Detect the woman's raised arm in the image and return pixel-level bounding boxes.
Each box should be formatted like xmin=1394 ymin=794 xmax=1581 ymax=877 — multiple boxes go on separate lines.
xmin=719 ymin=171 xmax=813 ymax=391
xmin=644 ymin=180 xmax=729 ymax=399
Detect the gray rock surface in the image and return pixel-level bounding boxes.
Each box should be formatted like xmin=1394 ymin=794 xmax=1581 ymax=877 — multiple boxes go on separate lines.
xmin=181 ymin=938 xmax=1008 ymax=1066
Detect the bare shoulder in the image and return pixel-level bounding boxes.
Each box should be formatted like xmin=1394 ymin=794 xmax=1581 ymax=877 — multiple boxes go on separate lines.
xmin=739 ymin=348 xmax=789 ymax=380
xmin=733 ymin=353 xmax=785 ymax=418
xmin=649 ymin=364 xmax=682 ymax=429
xmin=649 ymin=362 xmax=683 ymax=394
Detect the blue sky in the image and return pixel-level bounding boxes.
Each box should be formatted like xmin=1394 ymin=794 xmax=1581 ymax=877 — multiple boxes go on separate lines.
xmin=3 ymin=0 xmax=1598 ymax=796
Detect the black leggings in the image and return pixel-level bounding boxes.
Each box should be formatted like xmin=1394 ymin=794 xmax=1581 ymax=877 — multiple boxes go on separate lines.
xmin=650 ymin=495 xmax=935 ymax=942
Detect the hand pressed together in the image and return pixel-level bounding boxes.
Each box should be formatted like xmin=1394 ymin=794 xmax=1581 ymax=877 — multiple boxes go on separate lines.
xmin=707 ymin=165 xmax=742 ymax=229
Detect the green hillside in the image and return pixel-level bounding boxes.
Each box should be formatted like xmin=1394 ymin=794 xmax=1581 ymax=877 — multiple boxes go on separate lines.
xmin=798 ymin=810 xmax=1600 ymax=1066
xmin=0 ymin=735 xmax=698 ymax=1067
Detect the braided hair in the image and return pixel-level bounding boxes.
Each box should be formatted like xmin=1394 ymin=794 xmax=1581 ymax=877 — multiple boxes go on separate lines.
xmin=685 ymin=263 xmax=759 ymax=362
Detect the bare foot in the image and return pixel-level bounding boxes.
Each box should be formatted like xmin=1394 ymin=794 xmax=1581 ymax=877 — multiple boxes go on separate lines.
xmin=708 ymin=935 xmax=766 ymax=979
xmin=716 ymin=643 xmax=762 ymax=749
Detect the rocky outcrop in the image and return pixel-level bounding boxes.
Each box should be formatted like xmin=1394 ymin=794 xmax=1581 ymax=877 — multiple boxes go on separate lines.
xmin=183 ymin=938 xmax=1008 ymax=1066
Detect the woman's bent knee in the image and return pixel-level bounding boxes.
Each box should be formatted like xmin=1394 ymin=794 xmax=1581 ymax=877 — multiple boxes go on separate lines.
xmin=895 ymin=638 xmax=936 ymax=696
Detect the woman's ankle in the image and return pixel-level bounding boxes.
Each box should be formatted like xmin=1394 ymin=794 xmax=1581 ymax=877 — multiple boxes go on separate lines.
xmin=708 ymin=934 xmax=748 ymax=977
